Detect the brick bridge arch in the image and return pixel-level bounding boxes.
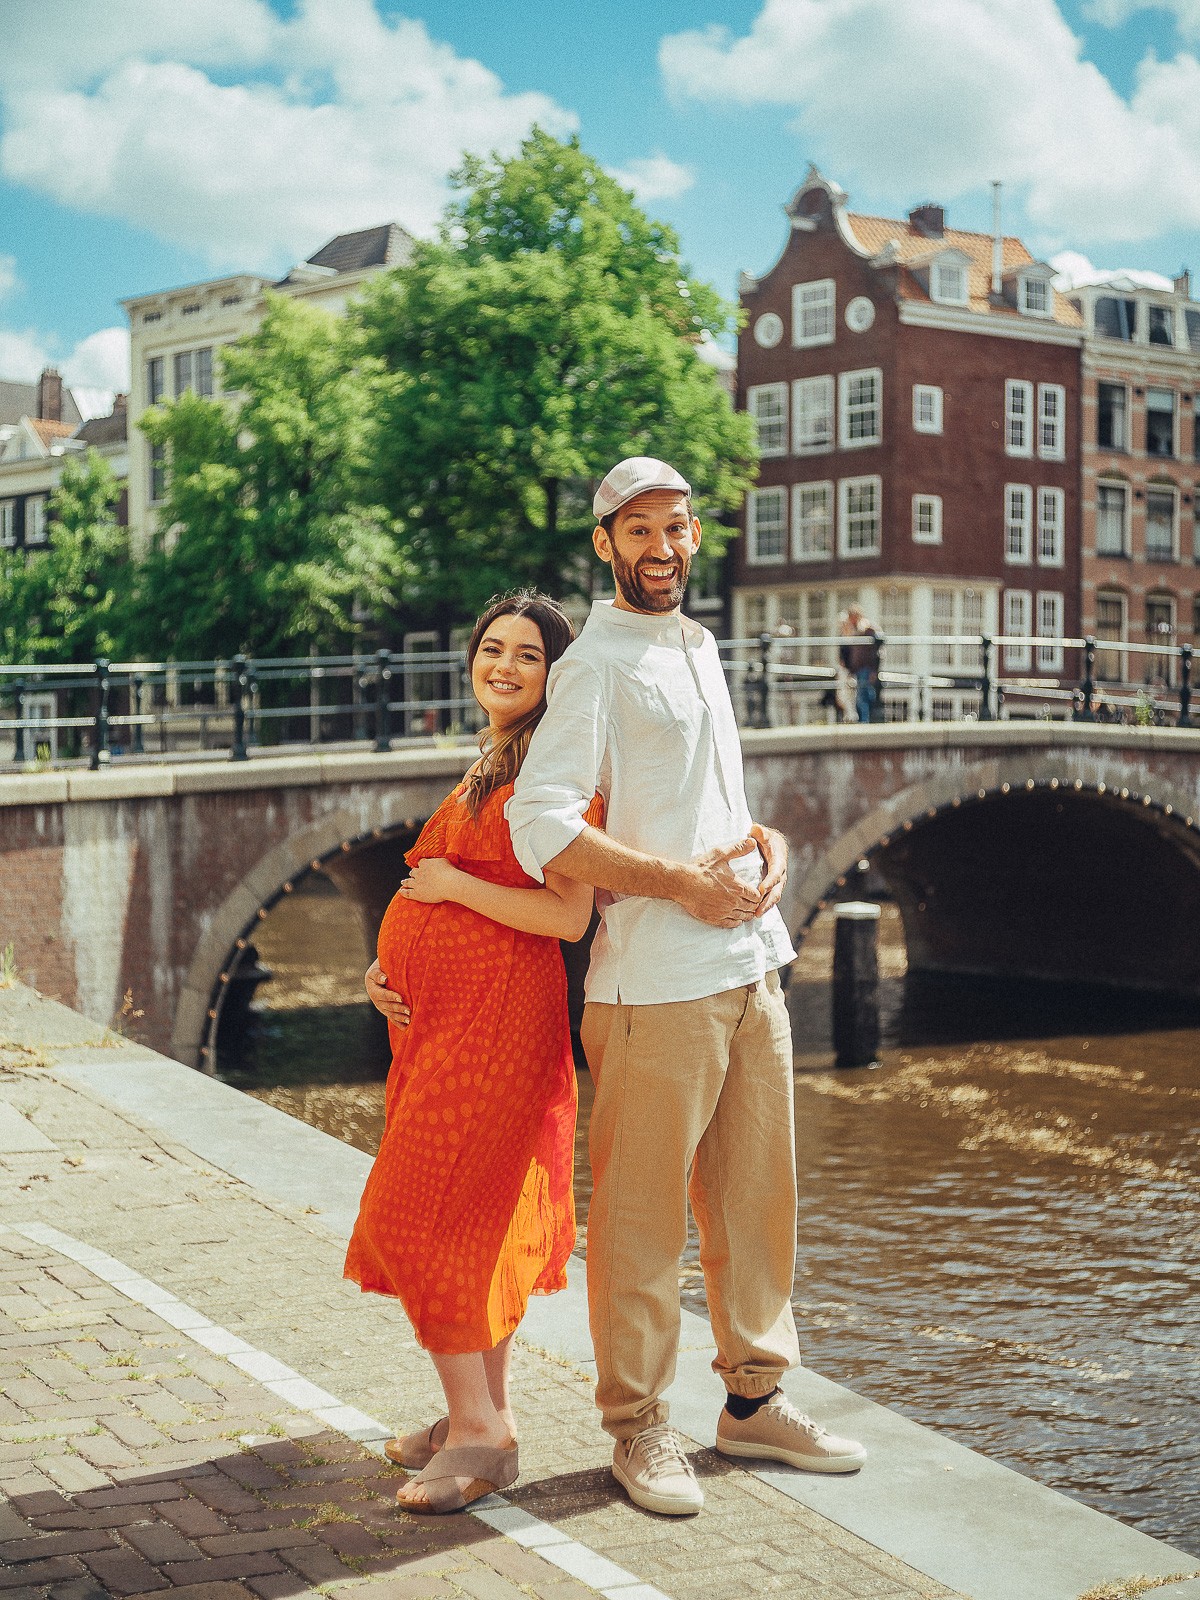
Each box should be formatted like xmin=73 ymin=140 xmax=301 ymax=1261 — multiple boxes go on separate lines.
xmin=172 ymin=811 xmax=425 ymax=1071
xmin=741 ymin=728 xmax=1200 ymax=995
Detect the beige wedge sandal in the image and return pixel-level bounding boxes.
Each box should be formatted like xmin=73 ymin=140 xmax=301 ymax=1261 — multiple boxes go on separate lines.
xmin=383 ymin=1416 xmax=448 ymax=1469
xmin=395 ymin=1444 xmax=519 ymax=1514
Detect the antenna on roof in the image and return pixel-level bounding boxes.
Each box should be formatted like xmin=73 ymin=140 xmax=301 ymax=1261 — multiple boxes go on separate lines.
xmin=991 ymin=181 xmax=1002 ymax=297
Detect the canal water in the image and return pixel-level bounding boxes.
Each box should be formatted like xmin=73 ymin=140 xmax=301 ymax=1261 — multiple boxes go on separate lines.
xmin=218 ymin=876 xmax=1200 ymax=1555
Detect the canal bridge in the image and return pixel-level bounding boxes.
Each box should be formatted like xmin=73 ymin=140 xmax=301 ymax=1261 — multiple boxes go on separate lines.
xmin=2 ymin=721 xmax=1200 ymax=1069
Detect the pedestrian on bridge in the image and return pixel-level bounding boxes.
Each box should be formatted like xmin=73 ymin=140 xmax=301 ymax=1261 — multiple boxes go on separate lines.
xmin=505 ymin=458 xmax=867 ymax=1517
xmin=348 ymin=592 xmax=602 ymax=1514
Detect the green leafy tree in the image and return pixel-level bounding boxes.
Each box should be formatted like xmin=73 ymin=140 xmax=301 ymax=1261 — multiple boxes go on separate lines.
xmin=0 ymin=450 xmax=126 ymax=664
xmin=128 ymin=293 xmax=407 ymax=660
xmin=354 ymin=129 xmax=756 ymax=621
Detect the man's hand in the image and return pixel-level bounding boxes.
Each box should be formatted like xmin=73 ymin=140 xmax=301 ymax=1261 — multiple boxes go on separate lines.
xmin=364 ymin=958 xmax=410 ymax=1028
xmin=673 ymin=838 xmax=762 ymax=927
xmin=749 ymin=823 xmax=788 ymax=917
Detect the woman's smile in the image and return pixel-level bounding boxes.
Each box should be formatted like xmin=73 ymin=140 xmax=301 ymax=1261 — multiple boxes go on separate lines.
xmin=470 ymin=613 xmax=549 ymax=727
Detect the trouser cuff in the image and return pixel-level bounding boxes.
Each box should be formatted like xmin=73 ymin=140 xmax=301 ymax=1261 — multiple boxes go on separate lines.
xmin=604 ymin=1402 xmax=670 ymax=1441
xmin=721 ymin=1373 xmax=787 ymax=1400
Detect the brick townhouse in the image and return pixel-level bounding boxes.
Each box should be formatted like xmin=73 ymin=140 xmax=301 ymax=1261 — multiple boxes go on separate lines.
xmin=732 ymin=168 xmax=1082 ymax=719
xmin=1067 ymin=272 xmax=1200 ymax=689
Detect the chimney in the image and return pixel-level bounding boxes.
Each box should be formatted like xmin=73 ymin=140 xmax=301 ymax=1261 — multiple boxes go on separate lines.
xmin=37 ymin=367 xmax=63 ymax=423
xmin=991 ymin=181 xmax=1003 ymax=297
xmin=1174 ymin=268 xmax=1191 ymax=300
xmin=908 ymin=203 xmax=945 ymax=239
xmin=112 ymin=393 xmax=128 ymax=414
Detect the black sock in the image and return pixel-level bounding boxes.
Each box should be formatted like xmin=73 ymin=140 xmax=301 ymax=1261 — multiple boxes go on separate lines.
xmin=724 ymin=1388 xmax=778 ymax=1421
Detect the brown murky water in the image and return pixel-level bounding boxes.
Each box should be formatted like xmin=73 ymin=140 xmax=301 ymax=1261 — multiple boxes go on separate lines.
xmin=219 ymin=878 xmax=1200 ymax=1554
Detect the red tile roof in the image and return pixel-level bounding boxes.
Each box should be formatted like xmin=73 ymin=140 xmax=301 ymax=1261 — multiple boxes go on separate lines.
xmin=28 ymin=418 xmax=77 ymax=448
xmin=846 ymin=213 xmax=1082 ymax=327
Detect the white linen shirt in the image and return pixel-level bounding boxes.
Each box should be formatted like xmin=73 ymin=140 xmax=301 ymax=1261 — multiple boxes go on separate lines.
xmin=505 ymin=599 xmax=795 ymax=1006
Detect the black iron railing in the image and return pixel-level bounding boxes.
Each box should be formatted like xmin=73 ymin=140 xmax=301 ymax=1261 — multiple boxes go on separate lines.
xmin=0 ymin=632 xmax=1195 ymax=769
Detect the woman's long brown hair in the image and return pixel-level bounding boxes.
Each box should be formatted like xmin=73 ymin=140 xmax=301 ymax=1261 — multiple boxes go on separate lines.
xmin=462 ymin=591 xmax=575 ymax=818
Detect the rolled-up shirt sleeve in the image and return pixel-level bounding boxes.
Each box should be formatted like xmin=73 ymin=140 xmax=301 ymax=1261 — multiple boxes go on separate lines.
xmin=506 ymin=656 xmax=607 ymax=883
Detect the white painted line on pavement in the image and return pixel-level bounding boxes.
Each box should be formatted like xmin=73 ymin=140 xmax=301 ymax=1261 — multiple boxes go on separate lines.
xmin=5 ymin=1220 xmax=671 ymax=1600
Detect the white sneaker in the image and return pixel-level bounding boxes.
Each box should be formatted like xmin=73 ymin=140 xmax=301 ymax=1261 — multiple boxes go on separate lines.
xmin=612 ymin=1424 xmax=704 ymax=1516
xmin=716 ymin=1390 xmax=866 ymax=1474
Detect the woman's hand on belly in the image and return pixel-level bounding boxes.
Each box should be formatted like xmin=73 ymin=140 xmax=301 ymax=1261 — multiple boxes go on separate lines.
xmin=364 ymin=958 xmax=411 ymax=1028
xmin=399 ymin=857 xmax=462 ymax=904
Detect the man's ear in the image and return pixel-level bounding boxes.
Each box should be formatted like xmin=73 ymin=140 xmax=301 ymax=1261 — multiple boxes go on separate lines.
xmin=690 ymin=516 xmax=702 ymax=555
xmin=592 ymin=524 xmax=613 ymax=564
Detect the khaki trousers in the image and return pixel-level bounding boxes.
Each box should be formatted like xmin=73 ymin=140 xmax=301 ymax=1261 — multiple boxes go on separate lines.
xmin=581 ymin=972 xmax=801 ymax=1440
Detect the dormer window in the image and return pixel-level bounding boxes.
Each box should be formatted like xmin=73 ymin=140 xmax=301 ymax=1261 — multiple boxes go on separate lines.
xmin=1019 ymin=276 xmax=1053 ymax=317
xmin=1095 ymin=296 xmax=1137 ymax=341
xmin=929 ymin=252 xmax=971 ymax=307
xmin=1148 ymin=305 xmax=1175 ymax=347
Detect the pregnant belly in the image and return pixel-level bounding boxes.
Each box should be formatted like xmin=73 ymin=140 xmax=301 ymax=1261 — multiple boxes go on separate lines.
xmin=377 ymin=892 xmax=562 ymax=1015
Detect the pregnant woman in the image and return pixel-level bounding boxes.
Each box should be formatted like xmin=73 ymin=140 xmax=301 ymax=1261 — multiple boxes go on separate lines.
xmin=344 ymin=591 xmax=600 ymax=1515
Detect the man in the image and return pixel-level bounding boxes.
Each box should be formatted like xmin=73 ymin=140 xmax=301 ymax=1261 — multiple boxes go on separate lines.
xmin=504 ymin=457 xmax=866 ymax=1515
xmin=838 ymin=604 xmax=881 ymax=725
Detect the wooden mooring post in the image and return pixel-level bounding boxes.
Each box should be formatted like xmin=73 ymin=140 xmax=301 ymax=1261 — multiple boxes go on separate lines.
xmin=832 ymin=901 xmax=881 ymax=1068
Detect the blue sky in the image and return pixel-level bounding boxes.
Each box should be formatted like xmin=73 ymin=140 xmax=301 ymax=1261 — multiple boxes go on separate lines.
xmin=2 ymin=0 xmax=1199 ymax=412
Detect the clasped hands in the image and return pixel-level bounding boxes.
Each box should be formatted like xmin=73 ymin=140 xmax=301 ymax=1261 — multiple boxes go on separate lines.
xmin=676 ymin=822 xmax=788 ymax=930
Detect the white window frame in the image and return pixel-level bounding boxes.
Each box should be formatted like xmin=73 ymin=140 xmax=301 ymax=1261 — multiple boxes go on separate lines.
xmin=747 ymin=383 xmax=788 ymax=458
xmin=1005 ymin=380 xmax=1034 ymax=457
xmin=792 ymin=481 xmax=833 ymax=562
xmin=792 ymin=374 xmax=835 ymax=455
xmin=1037 ymin=487 xmax=1064 ymax=567
xmin=0 ymin=499 xmax=14 ymax=547
xmin=838 ymin=368 xmax=882 ymax=450
xmin=931 ymin=259 xmax=969 ymax=307
xmin=149 ymin=441 xmax=167 ymax=506
xmin=1020 ymin=276 xmax=1052 ymax=318
xmin=1095 ymin=589 xmax=1128 ymax=682
xmin=1004 ymin=590 xmax=1032 ymax=670
xmin=1097 ymin=380 xmax=1128 ymax=452
xmin=1037 ymin=384 xmax=1066 ymax=461
xmin=912 ymin=493 xmax=942 ymax=545
xmin=837 ymin=475 xmax=882 ymax=559
xmin=1144 ymin=485 xmax=1178 ymax=563
xmin=1036 ymin=591 xmax=1064 ymax=671
xmin=792 ymin=278 xmax=836 ymax=348
xmin=912 ymin=384 xmax=943 ymax=434
xmin=1004 ymin=484 xmax=1032 ymax=565
xmin=747 ymin=486 xmax=788 ymax=566
xmin=1095 ymin=480 xmax=1129 ymax=556
xmin=25 ymin=495 xmax=47 ymax=546
xmin=1145 ymin=387 xmax=1177 ymax=460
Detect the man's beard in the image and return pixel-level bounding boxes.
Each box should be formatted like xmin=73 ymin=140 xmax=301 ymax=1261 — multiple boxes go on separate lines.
xmin=610 ymin=546 xmax=690 ymax=613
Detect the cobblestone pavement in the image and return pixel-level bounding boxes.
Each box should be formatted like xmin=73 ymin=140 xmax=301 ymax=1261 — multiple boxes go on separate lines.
xmin=0 ymin=1014 xmax=956 ymax=1600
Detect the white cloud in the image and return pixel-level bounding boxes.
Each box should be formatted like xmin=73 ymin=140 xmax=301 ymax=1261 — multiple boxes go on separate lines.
xmin=606 ymin=154 xmax=696 ymax=202
xmin=1050 ymin=249 xmax=1174 ymax=289
xmin=0 ymin=328 xmax=49 ymax=382
xmin=1084 ymin=0 xmax=1200 ymax=38
xmin=63 ymin=328 xmax=130 ymax=396
xmin=659 ymin=0 xmax=1200 ymax=245
xmin=0 ymin=0 xmax=577 ymax=271
xmin=0 ymin=255 xmax=18 ymax=301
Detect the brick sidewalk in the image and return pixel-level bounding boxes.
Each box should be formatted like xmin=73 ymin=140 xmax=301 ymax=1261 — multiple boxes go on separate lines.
xmin=0 ymin=1233 xmax=611 ymax=1600
xmin=0 ymin=1011 xmax=956 ymax=1600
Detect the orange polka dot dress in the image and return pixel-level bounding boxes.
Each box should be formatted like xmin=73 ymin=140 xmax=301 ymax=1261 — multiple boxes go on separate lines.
xmin=344 ymin=780 xmax=602 ymax=1354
